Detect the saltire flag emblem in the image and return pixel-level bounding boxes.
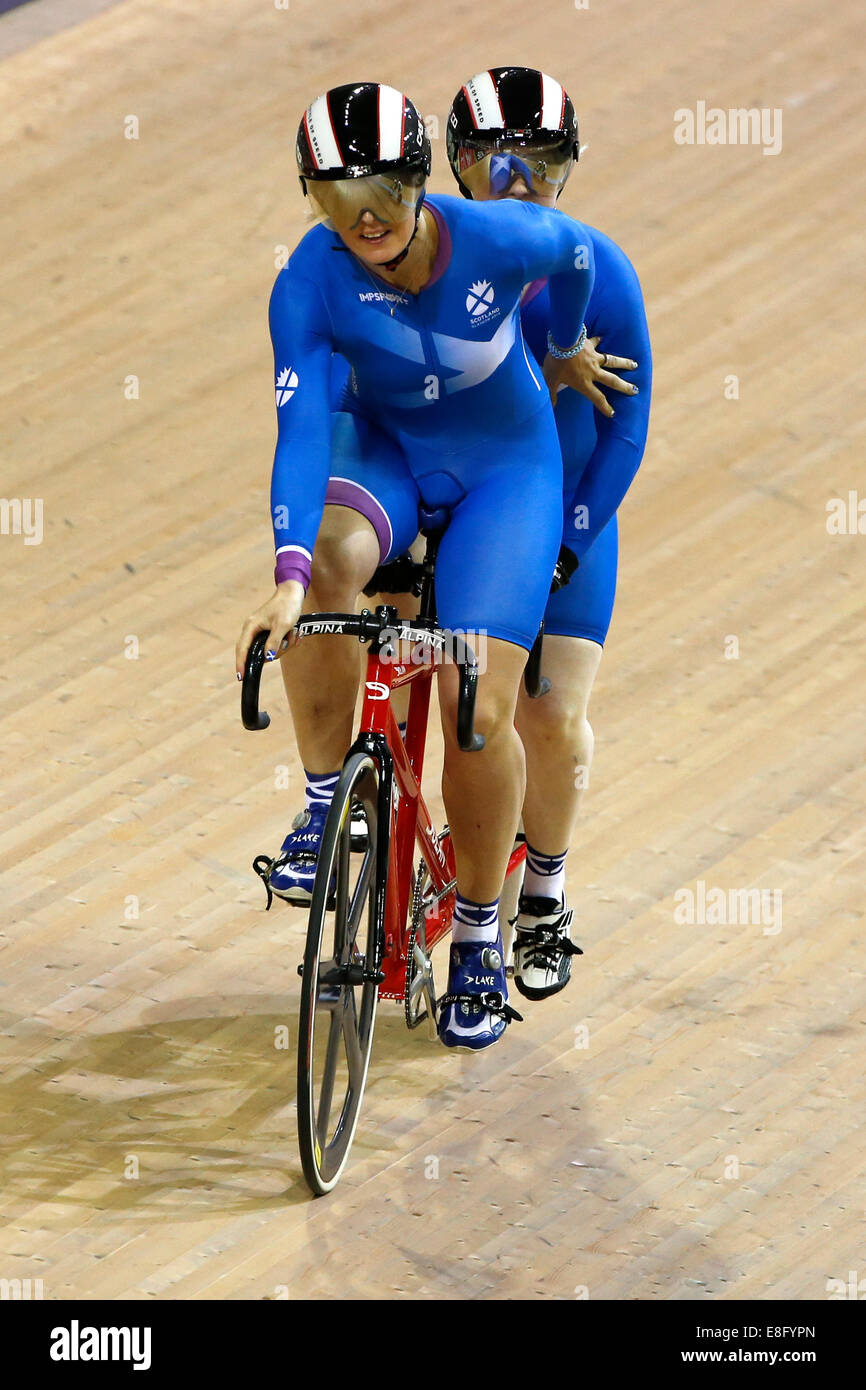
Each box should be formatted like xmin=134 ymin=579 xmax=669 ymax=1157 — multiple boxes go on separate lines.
xmin=489 ymin=152 xmax=535 ymax=194
xmin=466 ymin=279 xmax=495 ymax=316
xmin=275 ymin=367 xmax=299 ymax=406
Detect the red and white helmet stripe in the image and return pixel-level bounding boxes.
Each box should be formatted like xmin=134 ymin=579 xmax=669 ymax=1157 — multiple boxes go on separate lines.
xmin=539 ymin=71 xmax=566 ymax=131
xmin=304 ymin=84 xmax=410 ymax=169
xmin=376 ymin=84 xmax=407 ymax=160
xmin=462 ymin=71 xmax=505 ymax=129
xmin=303 ymin=92 xmax=344 ymax=170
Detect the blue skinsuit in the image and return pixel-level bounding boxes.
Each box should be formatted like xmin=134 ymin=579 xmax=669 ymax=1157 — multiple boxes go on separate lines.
xmin=520 ymin=224 xmax=652 ymax=643
xmin=288 ymin=212 xmax=652 ymax=649
xmin=268 ymin=193 xmax=594 ymax=649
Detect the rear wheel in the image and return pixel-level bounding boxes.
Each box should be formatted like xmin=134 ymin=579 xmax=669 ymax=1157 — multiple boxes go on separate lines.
xmin=297 ymin=751 xmax=383 ymax=1195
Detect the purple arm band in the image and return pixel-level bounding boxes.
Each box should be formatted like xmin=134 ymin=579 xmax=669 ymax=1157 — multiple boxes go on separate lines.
xmin=274 ymin=552 xmax=312 ymax=590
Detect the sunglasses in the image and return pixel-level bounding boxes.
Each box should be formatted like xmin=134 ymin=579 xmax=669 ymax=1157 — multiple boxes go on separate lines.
xmin=458 ymin=140 xmax=574 ymax=197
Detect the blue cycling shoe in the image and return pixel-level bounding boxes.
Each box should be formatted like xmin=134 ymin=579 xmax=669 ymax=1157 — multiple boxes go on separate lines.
xmin=253 ymin=805 xmax=331 ymax=907
xmin=437 ymin=934 xmax=523 ymax=1051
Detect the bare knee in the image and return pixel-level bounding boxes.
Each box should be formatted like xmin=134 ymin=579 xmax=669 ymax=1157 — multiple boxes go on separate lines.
xmin=310 ymin=529 xmax=376 ymax=606
xmin=534 ymin=688 xmax=588 ymax=738
xmin=478 ymin=682 xmax=522 ymax=736
xmin=524 ymin=690 xmax=594 ymax=763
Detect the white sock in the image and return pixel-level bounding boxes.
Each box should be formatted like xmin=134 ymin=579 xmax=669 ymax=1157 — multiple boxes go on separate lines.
xmin=523 ymin=843 xmax=567 ymax=903
xmin=304 ymin=769 xmax=339 ymax=813
xmin=452 ymin=895 xmax=500 ymax=944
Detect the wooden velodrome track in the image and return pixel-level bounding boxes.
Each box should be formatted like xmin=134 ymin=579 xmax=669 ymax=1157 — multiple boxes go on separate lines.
xmin=1 ymin=0 xmax=864 ymax=1302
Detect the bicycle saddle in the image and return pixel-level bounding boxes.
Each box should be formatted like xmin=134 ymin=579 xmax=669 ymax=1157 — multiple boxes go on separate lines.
xmin=417 ymin=503 xmax=451 ymax=537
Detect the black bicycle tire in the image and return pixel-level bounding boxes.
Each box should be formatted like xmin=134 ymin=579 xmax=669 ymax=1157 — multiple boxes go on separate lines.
xmin=296 ymin=751 xmax=382 ymax=1195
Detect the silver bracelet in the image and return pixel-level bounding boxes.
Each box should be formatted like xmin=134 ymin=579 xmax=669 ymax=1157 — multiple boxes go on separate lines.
xmin=547 ymin=324 xmax=588 ymax=359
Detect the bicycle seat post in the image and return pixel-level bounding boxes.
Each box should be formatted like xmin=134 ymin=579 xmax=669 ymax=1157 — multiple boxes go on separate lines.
xmin=417 ymin=531 xmax=440 ymax=625
xmin=417 ymin=504 xmax=449 ymax=626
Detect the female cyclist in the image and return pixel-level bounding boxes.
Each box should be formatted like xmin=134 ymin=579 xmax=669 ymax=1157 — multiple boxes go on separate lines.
xmin=236 ymin=82 xmax=602 ymax=1051
xmin=445 ymin=67 xmax=652 ymax=1000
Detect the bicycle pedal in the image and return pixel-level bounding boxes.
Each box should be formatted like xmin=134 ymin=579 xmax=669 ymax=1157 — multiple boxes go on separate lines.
xmin=252 ymin=855 xmax=275 ymax=911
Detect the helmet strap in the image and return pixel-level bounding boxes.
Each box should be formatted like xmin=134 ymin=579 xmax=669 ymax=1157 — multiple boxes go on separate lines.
xmin=382 ymin=189 xmax=426 ymax=271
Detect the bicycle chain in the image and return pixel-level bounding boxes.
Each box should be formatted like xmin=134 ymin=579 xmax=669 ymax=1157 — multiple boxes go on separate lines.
xmin=403 ymin=862 xmax=430 ymax=1029
xmin=403 ymin=837 xmax=458 ymax=1029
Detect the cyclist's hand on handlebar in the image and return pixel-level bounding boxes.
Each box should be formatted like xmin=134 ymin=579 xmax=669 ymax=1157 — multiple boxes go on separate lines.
xmin=235 ymin=580 xmax=305 ymax=679
xmin=543 ymin=336 xmax=638 ymax=420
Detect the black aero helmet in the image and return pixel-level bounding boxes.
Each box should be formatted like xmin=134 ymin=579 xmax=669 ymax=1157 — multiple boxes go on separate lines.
xmin=447 ymin=67 xmax=579 ymax=198
xmin=296 ymin=81 xmax=431 ymax=186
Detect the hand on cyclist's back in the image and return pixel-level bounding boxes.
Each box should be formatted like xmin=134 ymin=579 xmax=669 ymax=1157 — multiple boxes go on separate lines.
xmin=543 ymin=336 xmax=639 ymax=418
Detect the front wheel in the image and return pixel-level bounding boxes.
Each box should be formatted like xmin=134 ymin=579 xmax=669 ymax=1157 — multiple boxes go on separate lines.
xmin=297 ymin=751 xmax=383 ymax=1195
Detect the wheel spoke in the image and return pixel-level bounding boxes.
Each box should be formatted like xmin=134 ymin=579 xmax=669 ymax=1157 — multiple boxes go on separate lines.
xmin=341 ymin=988 xmax=364 ymax=1085
xmin=345 ymin=846 xmax=375 ymax=944
xmin=315 ymin=1008 xmax=343 ymax=1143
xmin=333 ymin=822 xmax=352 ymax=956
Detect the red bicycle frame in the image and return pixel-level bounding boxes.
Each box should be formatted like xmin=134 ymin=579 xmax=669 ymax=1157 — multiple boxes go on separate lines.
xmin=357 ymin=643 xmax=525 ymax=1001
xmin=242 ymin=605 xmax=530 ymax=1002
